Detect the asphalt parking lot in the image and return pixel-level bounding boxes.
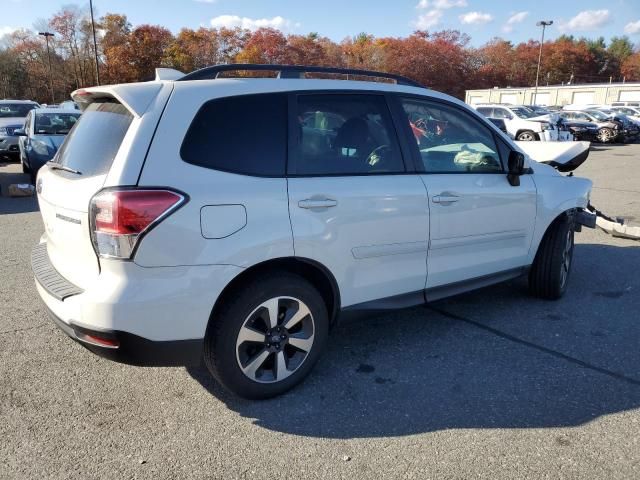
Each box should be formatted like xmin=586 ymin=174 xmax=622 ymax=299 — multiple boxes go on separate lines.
xmin=1 ymin=145 xmax=639 ymax=480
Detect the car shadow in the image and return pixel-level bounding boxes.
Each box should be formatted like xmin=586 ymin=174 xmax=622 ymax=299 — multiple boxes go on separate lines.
xmin=187 ymin=242 xmax=640 ymax=438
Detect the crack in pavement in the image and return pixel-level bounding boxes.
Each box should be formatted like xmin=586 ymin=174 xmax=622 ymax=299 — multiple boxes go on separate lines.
xmin=428 ymin=305 xmax=640 ymax=387
xmin=0 ymin=322 xmax=48 ymax=336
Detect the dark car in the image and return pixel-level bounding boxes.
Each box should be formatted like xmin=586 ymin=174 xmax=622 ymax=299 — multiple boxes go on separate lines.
xmin=559 ymin=110 xmax=622 ymax=143
xmin=594 ymin=109 xmax=640 ymax=143
xmin=558 ymin=119 xmax=599 ymax=141
xmin=17 ymin=108 xmax=81 ymax=182
xmin=0 ymin=100 xmax=39 ymax=160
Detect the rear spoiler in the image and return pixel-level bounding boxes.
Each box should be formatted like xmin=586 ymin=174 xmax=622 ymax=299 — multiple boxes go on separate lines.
xmin=71 ymin=82 xmax=165 ymax=117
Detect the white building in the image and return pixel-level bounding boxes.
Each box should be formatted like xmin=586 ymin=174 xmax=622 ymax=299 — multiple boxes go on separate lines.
xmin=465 ymin=82 xmax=640 ymax=106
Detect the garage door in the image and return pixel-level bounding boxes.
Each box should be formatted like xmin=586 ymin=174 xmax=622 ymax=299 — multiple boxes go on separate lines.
xmin=500 ymin=93 xmax=518 ymax=104
xmin=619 ymin=90 xmax=640 ymax=101
xmin=533 ymin=92 xmax=551 ymax=105
xmin=572 ymin=91 xmax=595 ymax=104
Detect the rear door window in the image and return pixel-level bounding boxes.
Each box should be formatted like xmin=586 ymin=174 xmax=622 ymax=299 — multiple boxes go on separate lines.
xmin=180 ymin=93 xmax=287 ymax=176
xmin=55 ymin=101 xmax=133 ymax=177
xmin=291 ymin=94 xmax=405 ymax=176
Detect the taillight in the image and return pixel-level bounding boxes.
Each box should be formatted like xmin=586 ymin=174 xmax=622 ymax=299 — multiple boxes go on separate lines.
xmin=89 ymin=189 xmax=185 ymax=259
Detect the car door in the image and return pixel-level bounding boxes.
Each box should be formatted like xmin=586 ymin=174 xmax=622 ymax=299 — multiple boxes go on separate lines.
xmin=287 ymin=92 xmax=429 ymax=308
xmin=395 ymin=96 xmax=537 ymax=291
xmin=19 ymin=112 xmax=31 ymax=163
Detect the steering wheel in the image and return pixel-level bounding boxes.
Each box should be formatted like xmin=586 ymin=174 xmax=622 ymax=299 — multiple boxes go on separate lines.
xmin=367 ymin=145 xmax=391 ymax=168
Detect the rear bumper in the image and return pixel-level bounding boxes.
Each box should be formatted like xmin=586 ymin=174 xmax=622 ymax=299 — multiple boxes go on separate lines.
xmin=46 ymin=306 xmax=203 ymax=366
xmin=32 ymin=241 xmax=243 ymax=366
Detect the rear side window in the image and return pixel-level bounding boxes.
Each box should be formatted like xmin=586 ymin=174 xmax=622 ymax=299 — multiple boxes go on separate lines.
xmin=55 ymin=101 xmax=133 ymax=177
xmin=180 ymin=93 xmax=287 ymax=176
xmin=292 ymin=94 xmax=404 ymax=176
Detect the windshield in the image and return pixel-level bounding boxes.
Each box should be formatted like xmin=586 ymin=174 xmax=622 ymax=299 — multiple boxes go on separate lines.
xmin=54 ymin=101 xmax=133 ymax=177
xmin=0 ymin=103 xmax=36 ymax=118
xmin=34 ymin=112 xmax=81 ymax=135
xmin=586 ymin=110 xmax=608 ymax=121
xmin=511 ymin=107 xmax=538 ymax=119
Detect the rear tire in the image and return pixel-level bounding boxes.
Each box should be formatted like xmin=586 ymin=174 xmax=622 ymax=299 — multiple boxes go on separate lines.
xmin=204 ymin=272 xmax=329 ymax=399
xmin=528 ymin=215 xmax=574 ymax=300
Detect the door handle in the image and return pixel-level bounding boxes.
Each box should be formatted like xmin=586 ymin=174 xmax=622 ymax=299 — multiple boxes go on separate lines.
xmin=298 ymin=198 xmax=338 ymax=209
xmin=432 ymin=194 xmax=460 ymax=205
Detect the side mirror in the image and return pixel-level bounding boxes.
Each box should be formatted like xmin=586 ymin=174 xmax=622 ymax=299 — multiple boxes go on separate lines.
xmin=13 ymin=128 xmax=26 ymax=136
xmin=507 ymin=150 xmax=525 ymax=186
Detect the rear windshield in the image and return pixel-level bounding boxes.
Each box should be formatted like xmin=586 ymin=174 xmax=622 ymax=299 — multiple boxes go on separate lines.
xmin=54 ymin=101 xmax=133 ymax=177
xmin=34 ymin=112 xmax=81 ymax=135
xmin=0 ymin=103 xmax=36 ymax=118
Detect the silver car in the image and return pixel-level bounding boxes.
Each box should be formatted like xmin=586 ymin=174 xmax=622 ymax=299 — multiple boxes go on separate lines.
xmin=0 ymin=100 xmax=39 ymax=160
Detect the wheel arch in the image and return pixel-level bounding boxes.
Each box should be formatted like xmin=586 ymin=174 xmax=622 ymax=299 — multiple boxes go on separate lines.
xmin=530 ymin=208 xmax=577 ymax=262
xmin=207 ymin=257 xmax=341 ymax=332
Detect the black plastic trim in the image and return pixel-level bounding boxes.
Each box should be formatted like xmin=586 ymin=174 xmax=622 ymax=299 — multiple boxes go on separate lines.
xmin=47 ymin=307 xmax=203 ymax=367
xmin=31 ymin=243 xmax=83 ymax=301
xmin=425 ymin=267 xmax=527 ymax=302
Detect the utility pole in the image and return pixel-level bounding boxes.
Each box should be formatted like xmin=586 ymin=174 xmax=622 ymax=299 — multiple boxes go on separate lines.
xmin=534 ymin=20 xmax=553 ymax=105
xmin=38 ymin=31 xmax=55 ymax=104
xmin=89 ymin=0 xmax=101 ymax=85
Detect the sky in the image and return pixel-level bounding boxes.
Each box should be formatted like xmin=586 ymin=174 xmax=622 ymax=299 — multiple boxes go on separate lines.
xmin=1 ymin=0 xmax=639 ymax=46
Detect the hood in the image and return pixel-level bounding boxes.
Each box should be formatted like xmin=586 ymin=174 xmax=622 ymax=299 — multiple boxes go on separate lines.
xmin=562 ymin=120 xmax=598 ymax=129
xmin=515 ymin=140 xmax=590 ymax=172
xmin=530 ymin=113 xmax=559 ymax=123
xmin=0 ymin=117 xmax=25 ymax=127
xmin=32 ymin=134 xmax=66 ymax=152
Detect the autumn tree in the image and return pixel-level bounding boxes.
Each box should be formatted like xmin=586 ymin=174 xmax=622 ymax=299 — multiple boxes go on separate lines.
xmin=621 ymin=52 xmax=640 ymax=81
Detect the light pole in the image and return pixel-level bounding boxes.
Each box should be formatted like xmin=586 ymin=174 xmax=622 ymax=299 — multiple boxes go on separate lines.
xmin=38 ymin=31 xmax=55 ymax=104
xmin=89 ymin=0 xmax=101 ymax=85
xmin=534 ymin=20 xmax=553 ymax=105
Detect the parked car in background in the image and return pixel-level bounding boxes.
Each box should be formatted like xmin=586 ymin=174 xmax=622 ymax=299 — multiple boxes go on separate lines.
xmin=609 ymin=106 xmax=640 ymax=121
xmin=611 ymin=101 xmax=640 ymax=107
xmin=0 ymin=100 xmax=39 ymax=160
xmin=558 ymin=110 xmax=623 ymax=143
xmin=591 ymin=109 xmax=639 ymax=142
xmin=559 ymin=119 xmax=600 ymax=141
xmin=17 ymin=108 xmax=81 ymax=182
xmin=32 ymin=64 xmax=595 ymax=399
xmin=59 ymin=100 xmax=80 ymax=110
xmin=473 ymin=104 xmax=559 ymax=141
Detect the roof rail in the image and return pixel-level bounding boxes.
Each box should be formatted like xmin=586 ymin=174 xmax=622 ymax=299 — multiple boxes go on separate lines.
xmin=177 ymin=63 xmax=425 ymax=88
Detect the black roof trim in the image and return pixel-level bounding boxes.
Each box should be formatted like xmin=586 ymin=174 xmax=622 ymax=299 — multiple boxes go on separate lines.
xmin=177 ymin=63 xmax=425 ymax=88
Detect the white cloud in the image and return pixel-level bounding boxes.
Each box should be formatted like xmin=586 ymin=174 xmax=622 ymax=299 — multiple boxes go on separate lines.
xmin=209 ymin=15 xmax=297 ymax=31
xmin=459 ymin=11 xmax=493 ymax=25
xmin=416 ymin=0 xmax=466 ymax=9
xmin=502 ymin=11 xmax=529 ymax=33
xmin=413 ymin=9 xmax=444 ymax=29
xmin=624 ymin=20 xmax=640 ymax=35
xmin=558 ymin=10 xmax=611 ymax=32
xmin=0 ymin=26 xmax=18 ymax=37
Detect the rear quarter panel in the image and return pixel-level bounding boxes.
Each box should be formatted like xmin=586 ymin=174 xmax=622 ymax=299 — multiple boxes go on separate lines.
xmin=133 ymin=82 xmax=293 ymax=268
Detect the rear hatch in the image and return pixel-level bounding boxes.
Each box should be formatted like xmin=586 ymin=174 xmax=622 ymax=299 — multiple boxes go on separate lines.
xmin=37 ymin=100 xmax=135 ymax=288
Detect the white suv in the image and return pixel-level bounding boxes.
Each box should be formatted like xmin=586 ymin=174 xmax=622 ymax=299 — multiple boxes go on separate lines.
xmin=474 ymin=104 xmax=559 ymax=141
xmin=33 ymin=65 xmax=595 ymax=399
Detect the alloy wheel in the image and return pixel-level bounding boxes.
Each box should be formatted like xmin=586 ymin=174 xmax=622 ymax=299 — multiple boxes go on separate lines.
xmin=560 ymin=230 xmax=573 ymax=289
xmin=235 ymin=296 xmax=315 ymax=383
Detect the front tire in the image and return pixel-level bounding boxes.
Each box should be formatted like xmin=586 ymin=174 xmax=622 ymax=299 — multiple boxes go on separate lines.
xmin=596 ymin=127 xmax=613 ymax=143
xmin=517 ymin=130 xmax=537 ymax=141
xmin=204 ymin=272 xmax=329 ymax=399
xmin=528 ymin=215 xmax=574 ymax=300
